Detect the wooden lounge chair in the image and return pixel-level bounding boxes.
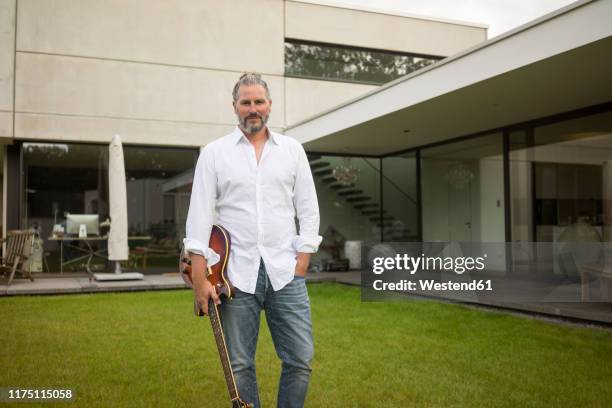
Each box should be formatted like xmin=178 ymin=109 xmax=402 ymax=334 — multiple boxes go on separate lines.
xmin=1 ymin=229 xmax=36 ymax=286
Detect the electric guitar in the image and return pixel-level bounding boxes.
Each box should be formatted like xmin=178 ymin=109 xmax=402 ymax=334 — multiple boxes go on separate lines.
xmin=180 ymin=225 xmax=253 ymax=408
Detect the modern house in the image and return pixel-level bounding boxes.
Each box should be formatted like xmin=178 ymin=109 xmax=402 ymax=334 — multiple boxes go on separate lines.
xmin=0 ymin=0 xmax=486 ymax=273
xmin=285 ymin=0 xmax=612 ymax=320
xmin=2 ymin=0 xmax=609 ymax=321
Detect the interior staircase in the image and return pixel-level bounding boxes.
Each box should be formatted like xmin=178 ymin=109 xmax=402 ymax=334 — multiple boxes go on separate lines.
xmin=307 ymin=154 xmax=416 ymax=239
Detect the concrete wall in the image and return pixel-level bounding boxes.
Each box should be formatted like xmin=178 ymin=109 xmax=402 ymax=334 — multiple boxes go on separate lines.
xmin=285 ymin=0 xmax=487 ymax=57
xmin=285 ymin=78 xmax=376 ymax=125
xmin=14 ymin=0 xmax=285 ymax=146
xmin=9 ymin=0 xmax=485 ymax=146
xmin=14 ymin=53 xmax=284 ymax=146
xmin=17 ymin=0 xmax=284 ymax=74
xmin=0 ymin=0 xmax=15 ymax=139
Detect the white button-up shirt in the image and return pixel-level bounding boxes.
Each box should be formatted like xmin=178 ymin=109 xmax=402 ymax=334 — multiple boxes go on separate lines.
xmin=184 ymin=127 xmax=322 ymax=293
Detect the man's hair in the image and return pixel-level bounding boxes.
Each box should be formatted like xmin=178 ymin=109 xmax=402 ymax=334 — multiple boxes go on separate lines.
xmin=232 ymin=73 xmax=271 ymax=102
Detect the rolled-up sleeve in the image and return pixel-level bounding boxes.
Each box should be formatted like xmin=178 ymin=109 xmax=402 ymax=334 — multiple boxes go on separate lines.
xmin=292 ymin=145 xmax=322 ymax=253
xmin=184 ymin=146 xmax=220 ymax=266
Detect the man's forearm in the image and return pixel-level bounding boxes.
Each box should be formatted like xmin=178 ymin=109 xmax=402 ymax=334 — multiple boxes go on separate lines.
xmin=190 ymin=254 xmax=208 ymax=291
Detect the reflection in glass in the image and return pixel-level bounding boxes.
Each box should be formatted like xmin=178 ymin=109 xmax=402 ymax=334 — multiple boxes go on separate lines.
xmin=509 ymin=111 xmax=612 ymax=244
xmin=123 ymin=146 xmax=198 ymax=272
xmin=285 ymin=40 xmax=440 ymax=85
xmin=308 ymin=154 xmax=381 ymax=269
xmin=381 ymin=153 xmax=419 ymax=242
xmin=23 ymin=142 xmax=198 ymax=273
xmin=509 ymin=111 xmax=612 ymax=280
xmin=421 ymin=134 xmax=505 ymax=242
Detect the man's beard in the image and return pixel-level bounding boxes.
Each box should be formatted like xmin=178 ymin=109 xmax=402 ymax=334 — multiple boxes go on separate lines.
xmin=240 ymin=113 xmax=268 ymax=134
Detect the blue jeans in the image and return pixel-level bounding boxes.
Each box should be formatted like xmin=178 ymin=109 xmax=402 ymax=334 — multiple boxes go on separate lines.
xmin=220 ymin=259 xmax=313 ymax=408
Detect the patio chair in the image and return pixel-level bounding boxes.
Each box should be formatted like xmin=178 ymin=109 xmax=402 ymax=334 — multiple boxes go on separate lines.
xmin=133 ymin=236 xmax=181 ymax=268
xmin=1 ymin=229 xmax=36 ymax=286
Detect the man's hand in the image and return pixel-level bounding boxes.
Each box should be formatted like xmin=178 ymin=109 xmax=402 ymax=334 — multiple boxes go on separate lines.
xmin=190 ymin=254 xmax=221 ymax=315
xmin=294 ymin=252 xmax=311 ymax=278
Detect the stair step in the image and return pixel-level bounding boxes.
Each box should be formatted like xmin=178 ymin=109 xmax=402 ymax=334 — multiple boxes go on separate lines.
xmin=354 ymin=203 xmax=379 ymax=209
xmin=309 ymin=161 xmax=330 ymax=170
xmin=346 ymin=196 xmax=370 ymax=203
xmin=330 ymin=183 xmax=354 ymax=190
xmin=361 ymin=210 xmax=386 ymax=215
xmin=307 ymin=154 xmax=322 ymax=162
xmin=321 ymin=176 xmax=336 ymax=183
xmin=314 ymin=169 xmax=333 ymax=176
xmin=370 ymin=215 xmax=395 ymax=222
xmin=338 ymin=189 xmax=363 ymax=196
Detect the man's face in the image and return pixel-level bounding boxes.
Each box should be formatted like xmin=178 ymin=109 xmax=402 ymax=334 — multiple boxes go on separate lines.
xmin=233 ymin=84 xmax=272 ymax=134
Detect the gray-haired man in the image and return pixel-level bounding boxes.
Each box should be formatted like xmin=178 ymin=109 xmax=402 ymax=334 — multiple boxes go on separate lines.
xmin=184 ymin=73 xmax=322 ymax=408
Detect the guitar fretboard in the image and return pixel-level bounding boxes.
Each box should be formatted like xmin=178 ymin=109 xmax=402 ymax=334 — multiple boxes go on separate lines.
xmin=208 ymin=299 xmax=239 ymax=401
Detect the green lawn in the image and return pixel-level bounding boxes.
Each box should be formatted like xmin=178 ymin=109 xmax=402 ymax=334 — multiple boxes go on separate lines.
xmin=1 ymin=284 xmax=610 ymax=407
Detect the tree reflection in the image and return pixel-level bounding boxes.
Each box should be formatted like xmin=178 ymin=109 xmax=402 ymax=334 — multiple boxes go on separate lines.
xmin=285 ymin=41 xmax=440 ymax=84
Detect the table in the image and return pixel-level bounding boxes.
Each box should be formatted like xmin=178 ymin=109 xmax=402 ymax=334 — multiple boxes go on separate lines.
xmin=48 ymin=235 xmax=152 ymax=279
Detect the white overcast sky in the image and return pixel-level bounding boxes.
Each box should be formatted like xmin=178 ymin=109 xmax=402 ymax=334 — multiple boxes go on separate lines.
xmin=306 ymin=0 xmax=578 ymax=37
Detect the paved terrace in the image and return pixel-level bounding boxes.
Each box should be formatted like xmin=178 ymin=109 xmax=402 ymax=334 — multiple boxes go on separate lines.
xmin=0 ymin=272 xmax=360 ymax=296
xmin=1 ymin=272 xmax=610 ymax=326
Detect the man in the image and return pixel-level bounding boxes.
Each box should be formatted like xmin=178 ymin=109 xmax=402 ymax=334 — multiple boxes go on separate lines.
xmin=184 ymin=73 xmax=322 ymax=408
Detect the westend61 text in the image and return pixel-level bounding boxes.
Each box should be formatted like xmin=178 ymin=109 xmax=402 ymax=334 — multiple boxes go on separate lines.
xmin=372 ymin=279 xmax=493 ymax=292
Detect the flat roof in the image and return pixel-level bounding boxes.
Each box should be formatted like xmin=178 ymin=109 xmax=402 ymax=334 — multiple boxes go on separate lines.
xmin=285 ymin=0 xmax=612 ymax=155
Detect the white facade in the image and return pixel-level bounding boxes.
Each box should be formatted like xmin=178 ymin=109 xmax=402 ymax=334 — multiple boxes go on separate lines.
xmin=0 ymin=0 xmax=486 ymax=147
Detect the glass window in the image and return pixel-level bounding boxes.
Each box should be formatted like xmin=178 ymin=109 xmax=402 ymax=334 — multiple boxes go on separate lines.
xmin=285 ymin=40 xmax=440 ymax=85
xmin=421 ymin=134 xmax=505 ymax=242
xmin=509 ymin=111 xmax=612 ymax=243
xmin=123 ymin=146 xmax=198 ymax=272
xmin=23 ymin=142 xmax=198 ymax=274
xmin=24 ymin=142 xmax=104 ymax=227
xmin=309 ymin=154 xmax=381 ymax=269
xmin=381 ymin=152 xmax=419 ymax=242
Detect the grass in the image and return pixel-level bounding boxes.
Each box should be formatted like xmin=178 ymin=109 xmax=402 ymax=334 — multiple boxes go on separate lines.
xmin=0 ymin=283 xmax=611 ymax=407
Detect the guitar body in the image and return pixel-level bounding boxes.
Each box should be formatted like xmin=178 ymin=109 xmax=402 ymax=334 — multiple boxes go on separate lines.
xmin=181 ymin=224 xmax=234 ymax=304
xmin=180 ymin=225 xmax=253 ymax=408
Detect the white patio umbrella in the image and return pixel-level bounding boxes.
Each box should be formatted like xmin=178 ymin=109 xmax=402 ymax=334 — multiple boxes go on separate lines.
xmin=108 ymin=134 xmax=129 ymax=263
xmin=94 ymin=134 xmax=143 ymax=281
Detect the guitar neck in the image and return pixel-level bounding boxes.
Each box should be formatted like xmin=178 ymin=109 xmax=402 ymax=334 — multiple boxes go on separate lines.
xmin=208 ymin=299 xmax=240 ymax=402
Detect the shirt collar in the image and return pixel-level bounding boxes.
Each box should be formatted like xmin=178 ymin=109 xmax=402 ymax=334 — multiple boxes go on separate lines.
xmin=232 ymin=126 xmax=278 ymax=145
